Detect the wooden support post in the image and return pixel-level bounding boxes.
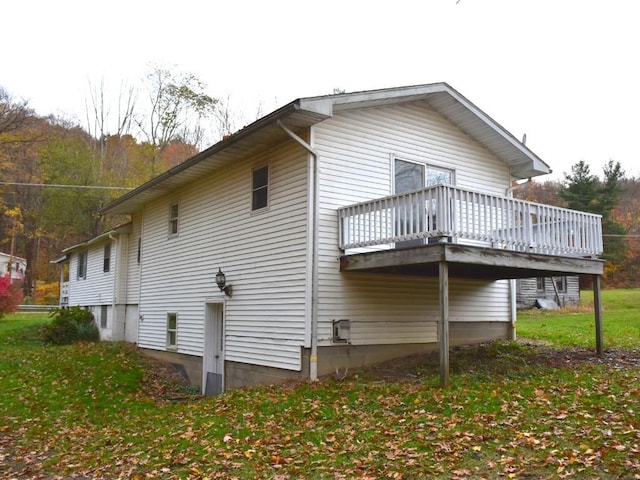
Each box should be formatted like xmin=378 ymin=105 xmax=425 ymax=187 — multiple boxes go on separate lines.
xmin=439 ymin=261 xmax=450 ymax=386
xmin=593 ymin=274 xmax=603 ymax=356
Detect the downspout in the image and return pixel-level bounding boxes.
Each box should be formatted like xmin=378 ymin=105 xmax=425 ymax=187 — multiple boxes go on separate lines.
xmin=505 ymin=177 xmax=531 ymax=340
xmin=136 ymin=207 xmax=145 ymax=344
xmin=109 ymin=233 xmax=118 ymax=338
xmin=277 ymin=120 xmax=320 ymax=381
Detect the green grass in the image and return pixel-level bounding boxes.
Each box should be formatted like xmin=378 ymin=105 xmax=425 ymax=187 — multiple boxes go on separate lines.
xmin=517 ymin=288 xmax=640 ymax=347
xmin=1 ymin=295 xmax=640 ymax=479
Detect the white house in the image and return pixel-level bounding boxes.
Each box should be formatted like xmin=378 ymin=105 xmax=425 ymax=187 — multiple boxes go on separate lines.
xmin=57 ymin=83 xmax=604 ymax=394
xmin=0 ymin=252 xmax=26 ymax=284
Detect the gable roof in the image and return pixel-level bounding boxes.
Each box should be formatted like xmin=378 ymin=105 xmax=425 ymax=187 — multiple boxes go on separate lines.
xmin=0 ymin=252 xmax=26 ymax=263
xmin=53 ymin=222 xmax=133 ymax=263
xmin=102 ymin=83 xmax=550 ymax=215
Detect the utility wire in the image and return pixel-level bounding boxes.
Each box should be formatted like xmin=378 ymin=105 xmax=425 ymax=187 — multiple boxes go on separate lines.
xmin=0 ymin=181 xmax=133 ymax=190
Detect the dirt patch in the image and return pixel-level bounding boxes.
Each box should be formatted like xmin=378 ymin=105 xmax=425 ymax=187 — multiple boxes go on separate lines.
xmin=353 ymin=341 xmax=640 ymax=383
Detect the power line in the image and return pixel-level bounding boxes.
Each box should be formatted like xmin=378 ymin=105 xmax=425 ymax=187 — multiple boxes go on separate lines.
xmin=602 ymin=234 xmax=640 ymax=238
xmin=0 ymin=181 xmax=133 ymax=190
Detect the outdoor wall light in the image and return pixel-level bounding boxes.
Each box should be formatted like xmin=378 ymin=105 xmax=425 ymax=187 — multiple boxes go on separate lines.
xmin=215 ymin=268 xmax=231 ymax=296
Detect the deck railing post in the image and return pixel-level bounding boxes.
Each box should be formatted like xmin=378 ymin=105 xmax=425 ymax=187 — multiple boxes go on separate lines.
xmin=439 ymin=260 xmax=450 ymax=386
xmin=593 ymin=274 xmax=604 ymax=356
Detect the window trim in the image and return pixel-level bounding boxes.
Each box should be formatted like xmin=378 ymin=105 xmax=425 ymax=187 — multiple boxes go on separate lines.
xmin=103 ymin=243 xmax=111 ymax=273
xmin=251 ymin=164 xmax=270 ymax=211
xmin=167 ymin=313 xmax=178 ymax=350
xmin=169 ymin=202 xmax=180 ymax=236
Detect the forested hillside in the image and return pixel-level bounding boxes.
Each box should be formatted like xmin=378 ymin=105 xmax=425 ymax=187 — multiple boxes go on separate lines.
xmin=0 ymin=66 xmax=228 ymax=302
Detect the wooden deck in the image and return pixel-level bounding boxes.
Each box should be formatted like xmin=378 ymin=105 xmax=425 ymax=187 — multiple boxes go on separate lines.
xmin=340 ymin=242 xmax=604 ymax=279
xmin=337 ymin=187 xmax=605 ymax=386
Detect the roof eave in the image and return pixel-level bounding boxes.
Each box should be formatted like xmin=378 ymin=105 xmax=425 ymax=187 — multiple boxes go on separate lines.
xmin=100 ymin=100 xmax=332 ymax=215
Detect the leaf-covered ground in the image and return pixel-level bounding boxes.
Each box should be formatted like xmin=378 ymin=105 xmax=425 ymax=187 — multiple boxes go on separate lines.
xmin=1 ymin=316 xmax=639 ymax=479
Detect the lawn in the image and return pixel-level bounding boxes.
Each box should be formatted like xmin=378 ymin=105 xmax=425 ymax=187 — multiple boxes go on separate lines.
xmin=517 ymin=288 xmax=640 ymax=348
xmin=1 ymin=295 xmax=639 ymax=479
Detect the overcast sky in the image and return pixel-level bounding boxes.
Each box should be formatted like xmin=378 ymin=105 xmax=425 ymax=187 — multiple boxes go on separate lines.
xmin=3 ymin=0 xmax=638 ymax=181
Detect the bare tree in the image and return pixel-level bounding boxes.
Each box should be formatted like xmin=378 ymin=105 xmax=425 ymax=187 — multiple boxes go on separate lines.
xmin=0 ymin=86 xmax=33 ymax=138
xmin=214 ymin=94 xmax=240 ymax=140
xmin=84 ymin=77 xmax=137 ymax=155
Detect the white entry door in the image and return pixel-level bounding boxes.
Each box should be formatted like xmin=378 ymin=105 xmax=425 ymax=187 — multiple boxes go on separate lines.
xmin=203 ymin=303 xmax=224 ymax=396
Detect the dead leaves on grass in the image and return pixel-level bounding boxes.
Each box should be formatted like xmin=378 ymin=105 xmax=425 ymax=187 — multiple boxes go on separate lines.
xmin=2 ymin=342 xmax=640 ymax=479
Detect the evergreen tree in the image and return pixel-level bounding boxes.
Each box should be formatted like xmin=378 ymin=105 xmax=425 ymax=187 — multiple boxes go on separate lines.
xmin=559 ymin=160 xmax=627 ymax=276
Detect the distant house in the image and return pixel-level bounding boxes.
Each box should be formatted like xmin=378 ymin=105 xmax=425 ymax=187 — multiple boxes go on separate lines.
xmin=0 ymin=252 xmax=26 ymax=284
xmin=56 ymin=83 xmax=604 ymax=394
xmin=516 ymin=276 xmax=581 ymax=309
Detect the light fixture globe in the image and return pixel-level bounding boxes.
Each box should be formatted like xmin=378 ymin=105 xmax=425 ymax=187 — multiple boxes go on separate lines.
xmin=215 ymin=268 xmax=231 ymax=296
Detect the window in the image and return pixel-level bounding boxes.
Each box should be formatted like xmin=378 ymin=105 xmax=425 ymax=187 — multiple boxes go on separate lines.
xmin=394 ymin=158 xmax=454 ymax=193
xmin=169 ymin=203 xmax=179 ymax=235
xmin=100 ymin=305 xmax=108 ymax=329
xmin=252 ymin=165 xmax=269 ymax=211
xmin=137 ymin=237 xmax=141 ymax=264
xmin=426 ymin=165 xmax=453 ymax=186
xmin=555 ymin=277 xmax=567 ymax=293
xmin=103 ymin=243 xmax=111 ymax=272
xmin=77 ymin=251 xmax=88 ymax=279
xmin=536 ymin=277 xmax=545 ymax=292
xmin=167 ymin=313 xmax=178 ymax=349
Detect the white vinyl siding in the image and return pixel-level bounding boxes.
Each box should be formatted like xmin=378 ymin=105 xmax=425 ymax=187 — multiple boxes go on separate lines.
xmin=67 ymin=243 xmax=115 ymax=306
xmin=136 ymin=139 xmax=309 ymax=370
xmin=312 ymin=101 xmax=512 ymax=346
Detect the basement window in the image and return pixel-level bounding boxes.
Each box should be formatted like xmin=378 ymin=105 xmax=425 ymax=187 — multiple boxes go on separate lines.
xmin=100 ymin=305 xmax=108 ymax=329
xmin=167 ymin=313 xmax=178 ymax=349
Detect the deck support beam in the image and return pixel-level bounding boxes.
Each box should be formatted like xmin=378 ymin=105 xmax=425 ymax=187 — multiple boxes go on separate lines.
xmin=593 ymin=274 xmax=603 ymax=356
xmin=439 ymin=261 xmax=450 ymax=386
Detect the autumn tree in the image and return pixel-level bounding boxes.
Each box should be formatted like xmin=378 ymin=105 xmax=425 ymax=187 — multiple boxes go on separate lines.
xmin=610 ymin=176 xmax=640 ymax=286
xmin=136 ymin=64 xmax=218 ymax=174
xmin=513 ymin=179 xmax=563 ymax=207
xmin=0 ymin=274 xmax=23 ymax=318
xmin=38 ymin=123 xmax=110 ymax=240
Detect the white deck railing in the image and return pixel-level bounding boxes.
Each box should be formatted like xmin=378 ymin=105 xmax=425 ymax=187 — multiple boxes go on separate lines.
xmin=338 ymin=185 xmax=603 ymax=257
xmin=60 ymin=281 xmax=69 ymax=306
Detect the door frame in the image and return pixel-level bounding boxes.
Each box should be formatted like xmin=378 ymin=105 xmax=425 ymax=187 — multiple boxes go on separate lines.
xmin=202 ymin=302 xmax=225 ymax=395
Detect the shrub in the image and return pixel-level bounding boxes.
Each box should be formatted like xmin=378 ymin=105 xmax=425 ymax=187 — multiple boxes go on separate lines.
xmin=0 ymin=274 xmax=24 ymax=319
xmin=33 ymin=281 xmax=60 ymax=305
xmin=41 ymin=306 xmax=100 ymax=345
